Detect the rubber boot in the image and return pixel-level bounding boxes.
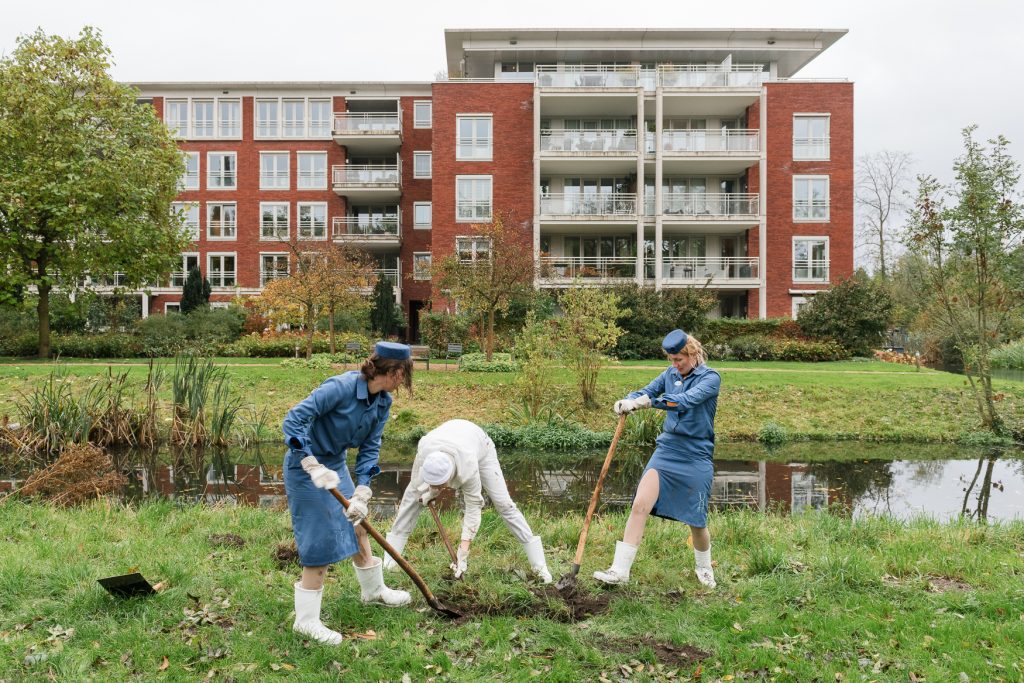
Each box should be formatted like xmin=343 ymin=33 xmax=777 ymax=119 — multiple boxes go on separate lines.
xmin=292 ymin=582 xmax=342 ymax=645
xmin=694 ymin=546 xmax=716 ymax=588
xmin=522 ymin=535 xmax=553 ymax=584
xmin=354 ymin=558 xmax=411 ymax=606
xmin=592 ymin=541 xmax=638 ymax=585
xmin=382 ymin=532 xmax=409 ymax=572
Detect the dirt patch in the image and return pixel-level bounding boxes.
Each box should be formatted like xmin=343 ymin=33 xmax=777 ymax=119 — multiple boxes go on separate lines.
xmin=534 ymin=585 xmax=613 ymax=622
xmin=209 ymin=533 xmax=245 ymax=548
xmin=273 ymin=541 xmax=299 ymax=568
xmin=596 ymin=635 xmax=711 ymax=668
xmin=926 ymin=575 xmax=971 ymax=592
xmin=434 ymin=584 xmax=612 ymax=624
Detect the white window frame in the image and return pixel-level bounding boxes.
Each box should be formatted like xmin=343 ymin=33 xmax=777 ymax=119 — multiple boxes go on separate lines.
xmin=793 ymin=113 xmax=830 ymax=161
xmin=413 ymin=202 xmax=432 ymax=229
xmin=179 ymin=151 xmax=200 ymax=191
xmin=791 ymin=296 xmax=809 ymax=319
xmin=308 ymin=99 xmax=332 ymax=138
xmin=164 ymin=302 xmax=181 ymax=314
xmin=259 ymin=151 xmax=290 ymax=190
xmin=207 ymin=252 xmax=237 ymax=288
xmin=792 ymin=236 xmax=830 ymax=283
xmin=455 ymin=175 xmax=493 ymax=222
xmin=792 ymin=175 xmax=829 ymax=222
xmin=210 ymin=302 xmax=230 ymax=310
xmin=413 ymin=151 xmax=432 ymax=179
xmin=255 ymin=99 xmax=280 ymax=138
xmin=282 ymin=98 xmax=306 ymax=138
xmin=164 ymin=97 xmax=240 ymax=139
xmin=412 ymin=252 xmax=432 ymax=281
xmin=206 ymin=202 xmax=237 ymax=240
xmin=297 ymin=202 xmax=328 ymax=240
xmin=171 ymin=252 xmax=200 ymax=288
xmin=413 ymin=100 xmax=432 ymax=128
xmin=455 ymin=235 xmax=492 ymax=263
xmin=297 ymin=152 xmax=328 ymax=190
xmin=217 ymin=99 xmax=242 ymax=138
xmin=260 ymin=252 xmax=290 ymax=286
xmin=255 ymin=97 xmax=333 ymax=139
xmin=260 ymin=202 xmax=290 ymax=241
xmin=456 ymin=114 xmax=493 ymax=161
xmin=207 ymin=152 xmax=237 ymax=190
xmin=171 ymin=202 xmax=200 ymax=241
xmin=192 ymin=99 xmax=215 ymax=138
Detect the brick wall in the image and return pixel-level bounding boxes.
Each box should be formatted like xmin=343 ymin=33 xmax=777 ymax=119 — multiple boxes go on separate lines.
xmin=396 ymin=95 xmax=433 ymax=313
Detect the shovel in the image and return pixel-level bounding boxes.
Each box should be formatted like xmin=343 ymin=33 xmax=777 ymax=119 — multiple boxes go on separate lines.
xmin=428 ymin=499 xmax=462 ymax=580
xmin=300 ymin=456 xmax=461 ymax=619
xmin=555 ymin=412 xmax=627 ymax=592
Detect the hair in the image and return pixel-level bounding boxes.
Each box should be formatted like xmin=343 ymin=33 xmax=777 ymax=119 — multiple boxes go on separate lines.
xmin=360 ymin=354 xmax=414 ymax=394
xmin=667 ymin=335 xmax=707 ymax=366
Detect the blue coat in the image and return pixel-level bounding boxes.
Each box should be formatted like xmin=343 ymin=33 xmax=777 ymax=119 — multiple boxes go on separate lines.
xmin=281 ymin=371 xmax=391 ymax=565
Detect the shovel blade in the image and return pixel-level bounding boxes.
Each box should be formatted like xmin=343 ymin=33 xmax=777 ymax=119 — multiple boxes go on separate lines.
xmin=554 ymin=564 xmax=581 ymax=593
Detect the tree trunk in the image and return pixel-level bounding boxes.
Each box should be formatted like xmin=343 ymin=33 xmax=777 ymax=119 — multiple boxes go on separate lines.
xmin=486 ymin=308 xmax=495 ymax=362
xmin=305 ymin=309 xmax=315 ymax=360
xmin=37 ymin=283 xmax=51 ymax=359
xmin=328 ymin=304 xmax=337 ymax=354
xmin=877 ymin=229 xmax=887 ymax=279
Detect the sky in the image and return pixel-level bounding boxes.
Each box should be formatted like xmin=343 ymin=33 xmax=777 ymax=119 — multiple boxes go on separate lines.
xmin=3 ymin=0 xmax=1023 ymax=253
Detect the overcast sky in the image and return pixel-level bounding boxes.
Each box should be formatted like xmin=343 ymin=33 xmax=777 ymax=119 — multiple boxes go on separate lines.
xmin=3 ymin=1 xmax=1022 ymax=194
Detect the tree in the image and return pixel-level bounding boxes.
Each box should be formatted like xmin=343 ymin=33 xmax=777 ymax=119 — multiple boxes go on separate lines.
xmin=311 ymin=243 xmax=376 ymax=353
xmin=856 ymin=151 xmax=914 ymax=279
xmin=432 ymin=212 xmax=536 ymax=361
xmin=555 ymin=283 xmax=626 ymax=408
xmin=906 ymin=126 xmax=1024 ymax=433
xmin=0 ymin=28 xmax=189 ymax=358
xmin=369 ymin=273 xmax=404 ymax=339
xmin=796 ymin=271 xmax=894 ymax=356
xmin=179 ymin=266 xmax=211 ymax=314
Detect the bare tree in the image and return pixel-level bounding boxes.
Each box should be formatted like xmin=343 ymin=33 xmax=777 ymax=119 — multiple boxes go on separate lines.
xmin=856 ymin=151 xmax=914 ymax=278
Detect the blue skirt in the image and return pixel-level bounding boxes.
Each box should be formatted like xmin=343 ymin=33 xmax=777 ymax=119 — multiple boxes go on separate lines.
xmin=284 ymin=450 xmax=358 ymax=566
xmin=642 ymin=439 xmax=714 ymax=528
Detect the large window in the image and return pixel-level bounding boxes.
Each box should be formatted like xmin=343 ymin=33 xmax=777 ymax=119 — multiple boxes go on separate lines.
xmin=282 ymin=99 xmax=305 ymax=138
xmin=413 ymin=252 xmax=432 ymax=280
xmin=457 ymin=115 xmax=493 ymax=160
xmin=256 ymin=97 xmax=333 ymax=138
xmin=256 ymin=99 xmax=279 ymax=138
xmin=171 ymin=202 xmax=200 ymax=240
xmin=455 ymin=176 xmax=492 ymax=222
xmin=260 ymin=152 xmax=290 ymax=190
xmin=413 ymin=151 xmax=432 ymax=179
xmin=297 ymin=202 xmax=327 ymax=239
xmin=192 ymin=100 xmax=214 ymax=138
xmin=260 ymin=253 xmax=289 ymax=285
xmin=456 ymin=236 xmax=492 ymax=263
xmin=793 ymin=176 xmax=829 ymax=221
xmin=164 ymin=97 xmax=239 ymax=138
xmin=413 ymin=101 xmax=432 ymax=128
xmin=309 ymin=100 xmax=331 ymax=137
xmin=218 ymin=99 xmax=241 ymax=137
xmin=165 ymin=99 xmax=189 ymax=138
xmin=413 ymin=202 xmax=432 ymax=229
xmin=207 ymin=203 xmax=237 ymax=239
xmin=171 ymin=253 xmax=200 ymax=288
xmin=793 ymin=115 xmax=830 ymax=160
xmin=260 ymin=202 xmax=290 ymax=240
xmin=793 ymin=237 xmax=829 ymax=282
xmin=297 ymin=152 xmax=327 ymax=189
xmin=179 ymin=151 xmax=199 ymax=191
xmin=208 ymin=253 xmax=236 ymax=287
xmin=207 ymin=152 xmax=237 ymax=189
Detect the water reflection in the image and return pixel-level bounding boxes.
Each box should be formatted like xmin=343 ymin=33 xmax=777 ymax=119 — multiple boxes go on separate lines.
xmin=1 ymin=444 xmax=1021 ymax=523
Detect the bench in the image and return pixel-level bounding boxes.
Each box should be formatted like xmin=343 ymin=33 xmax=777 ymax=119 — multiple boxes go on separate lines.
xmin=344 ymin=341 xmax=362 ymax=355
xmin=410 ymin=344 xmax=431 ymax=370
xmin=445 ymin=343 xmax=463 ymax=367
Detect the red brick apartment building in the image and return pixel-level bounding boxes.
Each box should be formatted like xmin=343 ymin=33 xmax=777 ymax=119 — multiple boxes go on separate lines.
xmin=132 ymin=28 xmax=852 ymax=337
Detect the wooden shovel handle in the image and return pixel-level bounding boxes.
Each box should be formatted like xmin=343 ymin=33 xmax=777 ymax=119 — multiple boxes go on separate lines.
xmin=572 ymin=413 xmax=627 ymax=566
xmin=428 ymin=500 xmax=460 ymax=565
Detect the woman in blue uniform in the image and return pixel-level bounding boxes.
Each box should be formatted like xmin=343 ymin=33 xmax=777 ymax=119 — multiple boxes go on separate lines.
xmin=594 ymin=329 xmax=721 ymax=589
xmin=282 ymin=342 xmax=413 ymax=645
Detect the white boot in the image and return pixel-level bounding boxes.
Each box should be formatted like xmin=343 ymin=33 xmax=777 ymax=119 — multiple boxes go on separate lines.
xmin=593 ymin=541 xmax=638 ymax=585
xmin=292 ymin=582 xmax=342 ymax=645
xmin=694 ymin=546 xmax=716 ymax=588
xmin=354 ymin=558 xmax=411 ymax=606
xmin=522 ymin=536 xmax=553 ymax=584
xmin=382 ymin=532 xmax=409 ymax=573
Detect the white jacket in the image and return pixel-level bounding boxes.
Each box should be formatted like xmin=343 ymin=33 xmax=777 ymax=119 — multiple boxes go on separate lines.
xmin=412 ymin=419 xmax=487 ymax=541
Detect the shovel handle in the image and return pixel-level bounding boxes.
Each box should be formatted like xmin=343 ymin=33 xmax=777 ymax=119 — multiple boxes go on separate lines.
xmin=572 ymin=413 xmax=627 ymax=567
xmin=428 ymin=500 xmax=460 ymax=566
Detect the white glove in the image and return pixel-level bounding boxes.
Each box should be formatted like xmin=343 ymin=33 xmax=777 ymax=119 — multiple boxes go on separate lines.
xmin=450 ymin=546 xmax=469 ymax=579
xmin=344 ymin=485 xmax=372 ymax=525
xmin=614 ymin=394 xmax=651 ymax=415
xmin=305 ymin=461 xmax=340 ymax=490
xmin=418 ymin=482 xmax=439 ymax=507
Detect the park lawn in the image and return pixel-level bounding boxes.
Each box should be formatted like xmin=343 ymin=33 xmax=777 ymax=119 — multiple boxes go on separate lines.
xmin=0 ymin=501 xmax=1021 ymax=681
xmin=0 ymin=360 xmax=1021 ymax=444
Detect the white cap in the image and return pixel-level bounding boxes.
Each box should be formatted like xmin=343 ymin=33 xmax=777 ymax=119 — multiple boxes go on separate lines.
xmin=421 ymin=451 xmax=455 ymax=486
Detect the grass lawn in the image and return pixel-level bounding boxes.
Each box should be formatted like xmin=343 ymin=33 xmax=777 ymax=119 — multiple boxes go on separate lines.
xmin=0 ymin=501 xmax=1021 ymax=681
xmin=0 ymin=359 xmax=1021 ymax=444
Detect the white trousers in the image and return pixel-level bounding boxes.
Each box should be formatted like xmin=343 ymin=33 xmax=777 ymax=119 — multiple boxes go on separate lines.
xmin=390 ymin=437 xmax=535 ymax=544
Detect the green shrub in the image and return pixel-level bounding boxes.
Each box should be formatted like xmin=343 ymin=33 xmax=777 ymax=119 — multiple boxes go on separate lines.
xmin=758 ymin=421 xmax=789 ymax=446
xmin=797 ymin=273 xmax=894 ymax=356
xmin=222 ymin=332 xmax=373 ymax=358
xmin=51 ymin=333 xmax=142 ymax=358
xmin=991 ymin=339 xmax=1024 ymax=369
xmin=280 ymin=352 xmax=359 ymax=370
xmin=419 ymin=312 xmax=472 ymax=356
xmin=135 ymin=313 xmax=189 ymax=357
xmin=458 ymin=352 xmax=519 ymax=372
xmin=699 ymin=318 xmax=793 ymax=346
xmin=135 ymin=307 xmax=246 ymax=357
xmin=484 ymin=421 xmax=611 ymax=450
xmin=0 ymin=334 xmax=39 ymax=357
xmin=723 ymin=334 xmax=848 ymax=362
xmin=610 ymin=285 xmax=717 ymax=359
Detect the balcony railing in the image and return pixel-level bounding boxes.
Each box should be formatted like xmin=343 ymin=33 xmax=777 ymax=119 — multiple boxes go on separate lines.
xmin=209 ymin=271 xmax=236 ymax=288
xmin=793 ymin=260 xmax=830 ymax=282
xmin=207 ymin=221 xmax=237 ymax=239
xmin=539 ymin=256 xmax=638 ymax=280
xmin=456 ymin=200 xmax=493 ymax=222
xmin=539 ymin=129 xmax=637 ymax=153
xmin=536 ymin=64 xmax=640 ymax=88
xmin=657 ymin=64 xmax=765 ymax=88
xmin=333 ymin=112 xmax=401 ymax=134
xmin=662 ymin=130 xmax=760 ymax=154
xmin=374 ymin=268 xmax=400 ymax=287
xmin=331 ymin=164 xmax=401 ymax=185
xmin=661 ymin=193 xmax=759 ymax=218
xmin=793 ymin=200 xmax=829 ymax=220
xmin=793 ymin=137 xmax=830 ymax=160
xmin=260 ymin=269 xmax=289 ymax=286
xmin=332 ymin=216 xmax=401 ymax=239
xmin=540 ymin=193 xmax=637 ymax=217
xmin=651 ymin=257 xmax=759 ymax=281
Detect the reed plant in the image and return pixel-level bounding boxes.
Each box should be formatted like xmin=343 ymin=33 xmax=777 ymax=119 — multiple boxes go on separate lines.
xmin=170 ymin=354 xmax=223 ymax=447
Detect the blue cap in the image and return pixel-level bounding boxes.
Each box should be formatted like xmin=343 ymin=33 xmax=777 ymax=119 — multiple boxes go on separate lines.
xmin=662 ymin=329 xmax=689 ymax=354
xmin=375 ymin=341 xmax=411 ymax=360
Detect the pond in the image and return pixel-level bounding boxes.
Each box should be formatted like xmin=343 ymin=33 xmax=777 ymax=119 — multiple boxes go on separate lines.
xmin=2 ymin=442 xmax=1021 ymax=523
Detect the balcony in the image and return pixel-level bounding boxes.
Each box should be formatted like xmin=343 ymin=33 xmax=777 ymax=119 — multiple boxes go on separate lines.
xmin=661 ymin=130 xmax=759 ymax=155
xmin=539 ymin=193 xmax=637 ymax=220
xmin=538 ymin=256 xmax=638 ymax=285
xmin=540 ymin=129 xmax=637 ymax=156
xmin=652 ymin=257 xmax=759 ymax=288
xmin=660 ymin=193 xmax=759 ymax=221
xmin=536 ymin=65 xmax=640 ymax=88
xmin=793 ymin=260 xmax=830 ymax=283
xmin=332 ymin=216 xmax=401 ymax=250
xmin=332 ymin=163 xmax=401 ymax=202
xmin=657 ymin=65 xmax=765 ymax=89
xmin=333 ymin=113 xmax=402 ymax=151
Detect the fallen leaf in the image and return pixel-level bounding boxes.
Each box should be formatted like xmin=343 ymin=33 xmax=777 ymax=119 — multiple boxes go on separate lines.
xmin=732 ymin=622 xmax=744 ymax=632
xmin=159 ymin=656 xmax=169 ymax=671
xmin=351 ymin=630 xmax=377 ymax=640
xmin=152 ymin=581 xmax=167 ymax=592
